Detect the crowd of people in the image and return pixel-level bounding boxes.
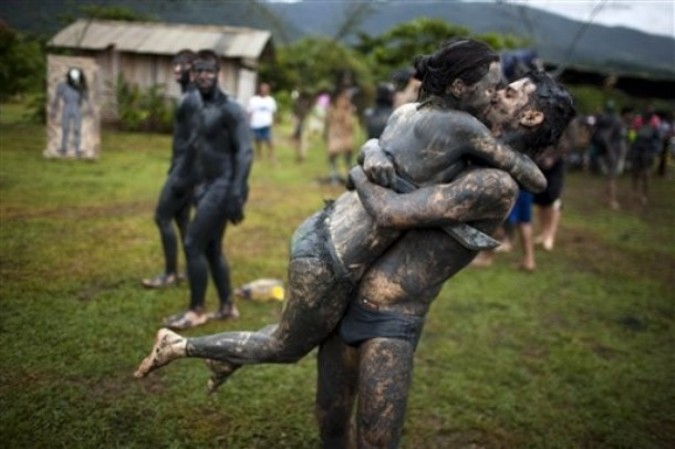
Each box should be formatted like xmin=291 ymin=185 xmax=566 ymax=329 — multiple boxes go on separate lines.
xmin=133 ymin=38 xmax=582 ymax=448
xmin=588 ymin=103 xmax=673 ymax=209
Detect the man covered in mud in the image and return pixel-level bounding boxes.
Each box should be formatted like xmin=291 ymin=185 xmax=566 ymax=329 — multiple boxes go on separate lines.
xmin=315 ymin=71 xmax=575 ymax=448
xmin=142 ymin=50 xmax=197 ymax=289
xmin=162 ymin=49 xmax=253 ymax=329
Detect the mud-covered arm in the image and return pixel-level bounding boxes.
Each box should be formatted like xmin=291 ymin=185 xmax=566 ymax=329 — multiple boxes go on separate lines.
xmin=465 ymin=134 xmax=546 ymax=193
xmin=226 ymin=102 xmax=253 ymax=200
xmin=168 ymin=94 xmax=199 ymax=175
xmin=357 ymin=138 xmax=397 ymax=187
xmin=359 ymin=125 xmax=545 ymax=193
xmin=356 ymin=105 xmax=411 ymax=187
xmin=350 ymin=165 xmax=517 ymax=229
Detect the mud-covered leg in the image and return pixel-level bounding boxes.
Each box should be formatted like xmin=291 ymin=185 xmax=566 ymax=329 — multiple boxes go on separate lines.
xmin=316 ymin=332 xmax=359 ymax=449
xmin=202 ymin=324 xmax=278 ymax=394
xmin=356 ymin=337 xmax=414 ymax=449
xmin=205 ymin=359 xmax=241 ymax=394
xmin=187 ymin=258 xmax=351 ymax=365
xmin=134 ymin=328 xmax=187 ymax=378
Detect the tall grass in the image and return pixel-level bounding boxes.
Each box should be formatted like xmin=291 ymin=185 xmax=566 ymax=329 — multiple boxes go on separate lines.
xmin=0 ymin=114 xmax=673 ymax=448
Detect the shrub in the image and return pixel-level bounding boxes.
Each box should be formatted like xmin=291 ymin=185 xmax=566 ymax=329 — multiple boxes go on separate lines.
xmin=114 ymin=75 xmax=174 ymax=133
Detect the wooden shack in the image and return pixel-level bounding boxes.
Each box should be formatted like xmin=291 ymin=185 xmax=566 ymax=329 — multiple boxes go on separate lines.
xmin=48 ymin=19 xmax=274 ymax=120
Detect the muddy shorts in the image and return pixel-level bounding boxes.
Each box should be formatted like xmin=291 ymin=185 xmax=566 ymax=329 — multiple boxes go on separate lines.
xmin=340 ymin=298 xmax=425 ymax=349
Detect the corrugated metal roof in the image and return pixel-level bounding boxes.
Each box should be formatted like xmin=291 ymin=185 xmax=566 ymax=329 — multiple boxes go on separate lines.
xmin=48 ymin=19 xmax=272 ymax=59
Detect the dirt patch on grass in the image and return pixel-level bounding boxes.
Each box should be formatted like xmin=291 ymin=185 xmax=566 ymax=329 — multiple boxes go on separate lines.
xmin=2 ymin=200 xmax=154 ymax=221
xmin=557 ymin=226 xmax=675 ymax=289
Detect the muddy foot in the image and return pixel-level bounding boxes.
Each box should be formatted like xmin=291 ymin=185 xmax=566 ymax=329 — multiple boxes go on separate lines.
xmin=134 ymin=328 xmax=187 ymax=378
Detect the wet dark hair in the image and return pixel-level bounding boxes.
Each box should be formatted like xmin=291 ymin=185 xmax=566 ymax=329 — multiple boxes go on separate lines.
xmin=172 ymin=49 xmax=196 ymax=65
xmin=519 ymin=70 xmax=576 ymax=156
xmin=413 ymin=38 xmax=499 ymax=99
xmin=194 ymin=49 xmax=220 ymax=71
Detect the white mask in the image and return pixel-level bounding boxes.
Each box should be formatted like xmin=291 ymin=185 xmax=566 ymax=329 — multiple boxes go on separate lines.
xmin=69 ymin=69 xmax=81 ymax=83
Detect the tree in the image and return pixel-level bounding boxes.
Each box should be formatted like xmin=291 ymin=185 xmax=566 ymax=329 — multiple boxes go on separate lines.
xmin=0 ymin=24 xmax=44 ymax=101
xmin=354 ymin=18 xmax=472 ymax=81
xmin=260 ymin=36 xmax=373 ymax=97
xmin=354 ymin=18 xmax=527 ymax=82
xmin=58 ymin=5 xmax=156 ymax=26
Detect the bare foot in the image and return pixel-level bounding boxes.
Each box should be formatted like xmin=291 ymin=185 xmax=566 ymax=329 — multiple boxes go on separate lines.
xmin=205 ymin=359 xmax=241 ymax=394
xmin=471 ymin=252 xmax=494 ymax=268
xmin=542 ymin=237 xmax=554 ymax=252
xmin=519 ymin=261 xmax=536 ymax=273
xmin=134 ymin=328 xmax=187 ymax=378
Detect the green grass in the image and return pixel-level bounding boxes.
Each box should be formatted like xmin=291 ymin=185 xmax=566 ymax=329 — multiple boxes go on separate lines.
xmin=1 ymin=114 xmax=673 ymax=448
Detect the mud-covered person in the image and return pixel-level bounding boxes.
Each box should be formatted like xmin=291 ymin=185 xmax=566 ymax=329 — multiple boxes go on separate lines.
xmin=162 ymin=49 xmax=253 ymax=330
xmin=142 ymin=50 xmax=198 ymax=289
xmin=316 ymin=70 xmax=576 ymax=448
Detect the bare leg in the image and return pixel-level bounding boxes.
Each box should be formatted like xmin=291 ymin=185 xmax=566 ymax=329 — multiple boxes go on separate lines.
xmin=537 ymin=202 xmax=560 ymax=251
xmin=329 ymin=154 xmax=340 ymax=184
xmin=607 ymin=177 xmax=620 ymax=210
xmin=535 ymin=205 xmax=547 ymax=245
xmin=640 ymin=171 xmax=649 ymax=206
xmin=203 ymin=324 xmax=277 ymax=394
xmin=356 ymin=337 xmax=414 ymax=449
xmin=205 ymin=359 xmax=240 ymax=394
xmin=185 ymin=257 xmax=352 ymax=365
xmin=267 ymin=141 xmax=276 ymax=164
xmin=134 ymin=328 xmax=187 ymax=378
xmin=517 ymin=222 xmax=536 ymax=271
xmin=543 ymin=200 xmax=562 ymax=251
xmin=316 ymin=332 xmax=359 ymax=449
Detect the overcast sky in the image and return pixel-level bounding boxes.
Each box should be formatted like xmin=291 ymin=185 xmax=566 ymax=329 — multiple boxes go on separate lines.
xmin=506 ymin=0 xmax=675 ymax=38
xmin=268 ymin=1 xmax=675 ymax=39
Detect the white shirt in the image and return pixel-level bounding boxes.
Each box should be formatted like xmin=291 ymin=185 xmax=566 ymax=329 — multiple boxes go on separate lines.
xmin=247 ymin=95 xmax=277 ymax=129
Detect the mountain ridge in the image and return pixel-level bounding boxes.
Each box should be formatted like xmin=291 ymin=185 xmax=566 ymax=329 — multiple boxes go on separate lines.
xmin=2 ymin=0 xmax=673 ymax=79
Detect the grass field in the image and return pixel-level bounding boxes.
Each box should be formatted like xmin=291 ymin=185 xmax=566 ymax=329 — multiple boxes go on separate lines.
xmin=1 ymin=107 xmax=674 ymax=448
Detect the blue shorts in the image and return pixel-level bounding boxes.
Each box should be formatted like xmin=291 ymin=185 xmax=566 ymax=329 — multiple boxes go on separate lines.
xmin=508 ymin=190 xmax=534 ymax=224
xmin=251 ymin=126 xmax=272 ymax=142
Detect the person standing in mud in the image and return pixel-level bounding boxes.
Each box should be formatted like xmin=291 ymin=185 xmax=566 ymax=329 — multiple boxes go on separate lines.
xmin=142 ymin=50 xmax=197 ymax=289
xmin=162 ymin=49 xmax=253 ymax=330
xmin=592 ymin=101 xmax=625 ymax=210
xmin=325 ymin=85 xmax=357 ymax=185
xmin=247 ymin=82 xmax=278 ymax=163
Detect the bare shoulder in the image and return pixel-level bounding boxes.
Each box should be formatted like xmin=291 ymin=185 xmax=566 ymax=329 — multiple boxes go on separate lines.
xmin=379 ymin=103 xmax=419 ymax=140
xmin=388 ymin=103 xmax=418 ymax=123
xmin=417 ymin=108 xmax=489 ymax=138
